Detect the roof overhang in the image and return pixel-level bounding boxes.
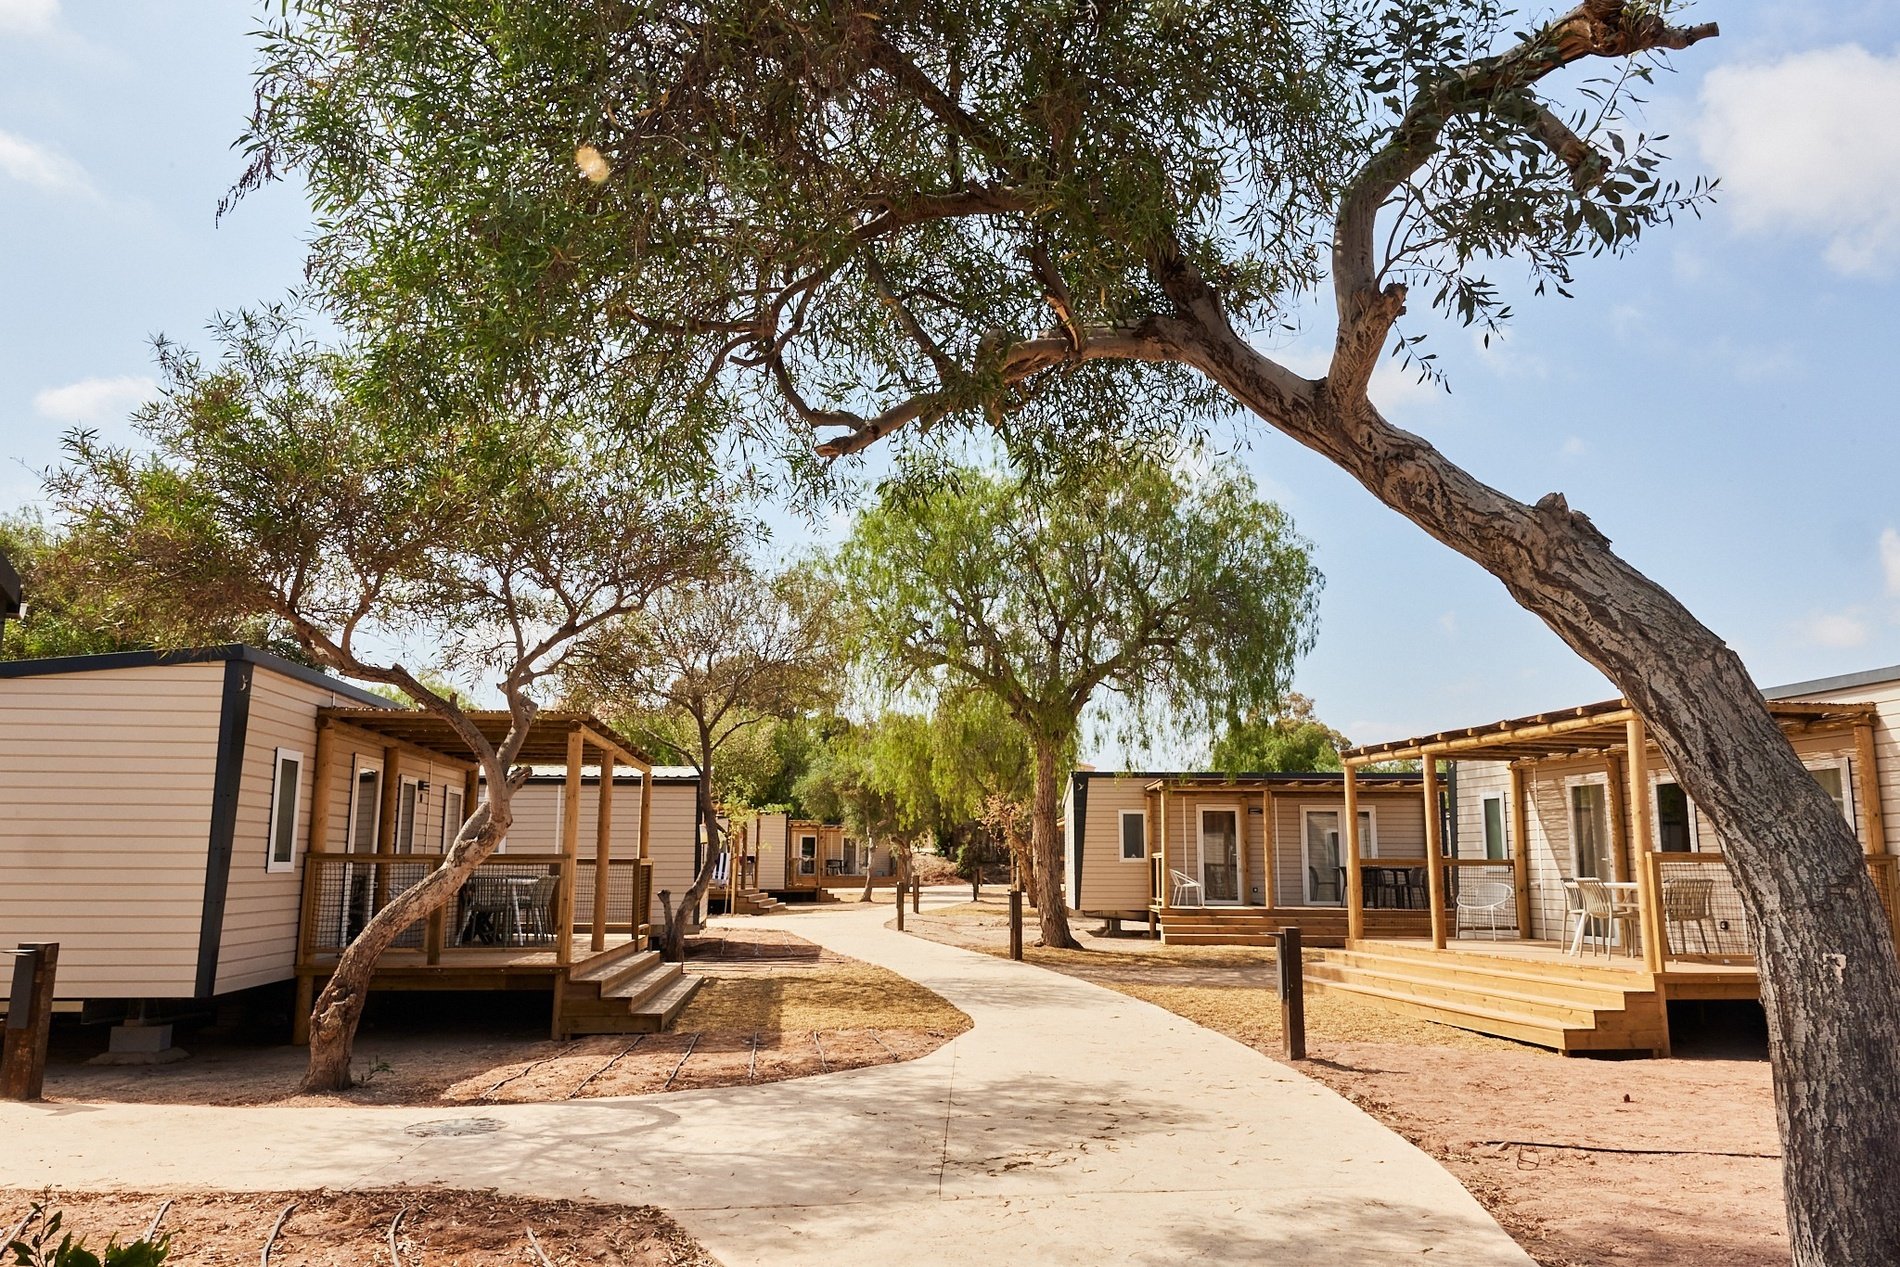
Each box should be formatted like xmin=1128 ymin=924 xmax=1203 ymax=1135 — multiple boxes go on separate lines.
xmin=1138 ymin=772 xmax=1423 ymax=792
xmin=1343 ymin=697 xmax=1874 ymax=766
xmin=318 ymin=707 xmax=653 ymax=772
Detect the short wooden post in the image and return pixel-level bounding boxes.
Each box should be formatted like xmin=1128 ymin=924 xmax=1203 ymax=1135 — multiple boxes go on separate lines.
xmin=2 ymin=943 xmax=59 ymax=1101
xmin=895 ymin=877 xmax=906 ymax=931
xmin=1509 ymin=763 xmax=1533 ymax=939
xmin=1423 ymin=758 xmax=1448 ymax=949
xmin=1277 ymin=927 xmax=1305 ymax=1061
xmin=912 ymin=876 xmax=921 ymax=913
xmin=1009 ymin=888 xmax=1024 ymax=960
xmin=1343 ymin=763 xmax=1364 ymax=942
xmin=556 ymin=729 xmax=584 ymax=966
xmin=592 ymin=756 xmax=615 ymax=952
xmin=1855 ymin=718 xmax=1886 ymax=855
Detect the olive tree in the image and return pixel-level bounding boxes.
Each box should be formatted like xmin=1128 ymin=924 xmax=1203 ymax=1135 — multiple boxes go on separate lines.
xmin=46 ymin=312 xmax=734 ymax=1091
xmin=238 ymin=2 xmax=1900 ymax=1254
xmin=833 ymin=458 xmax=1320 ymax=947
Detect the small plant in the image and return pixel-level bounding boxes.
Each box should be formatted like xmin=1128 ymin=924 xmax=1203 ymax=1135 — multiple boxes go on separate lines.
xmin=7 ymin=1204 xmax=170 ymax=1267
xmin=357 ymin=1057 xmax=394 ymax=1084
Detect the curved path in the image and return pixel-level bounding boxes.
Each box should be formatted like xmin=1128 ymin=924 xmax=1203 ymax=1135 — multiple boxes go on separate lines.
xmin=1 ymin=894 xmax=1531 ymax=1266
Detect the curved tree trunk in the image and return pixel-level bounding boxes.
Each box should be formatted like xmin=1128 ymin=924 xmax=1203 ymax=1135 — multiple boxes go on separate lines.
xmin=1167 ymin=299 xmax=1900 ymax=1263
xmin=658 ymin=779 xmax=723 ymax=961
xmin=860 ymin=832 xmax=877 ymax=902
xmin=1030 ymin=738 xmax=1078 ymax=948
xmin=302 ymin=781 xmax=516 ymax=1092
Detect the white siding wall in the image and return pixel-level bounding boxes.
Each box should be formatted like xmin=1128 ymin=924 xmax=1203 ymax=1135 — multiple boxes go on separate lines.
xmin=509 ymin=777 xmax=700 ymax=924
xmin=1074 ymin=775 xmax=1151 ymax=914
xmin=0 ymin=663 xmax=226 ymax=999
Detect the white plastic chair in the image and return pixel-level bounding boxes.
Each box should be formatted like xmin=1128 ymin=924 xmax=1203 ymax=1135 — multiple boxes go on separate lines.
xmin=1455 ymin=877 xmax=1516 ymax=939
xmin=1576 ymin=878 xmax=1639 ymax=958
xmin=1169 ymin=869 xmax=1204 ymax=908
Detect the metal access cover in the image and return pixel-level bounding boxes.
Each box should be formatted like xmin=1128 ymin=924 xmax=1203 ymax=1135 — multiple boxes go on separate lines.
xmin=404 ymin=1117 xmax=506 ymax=1138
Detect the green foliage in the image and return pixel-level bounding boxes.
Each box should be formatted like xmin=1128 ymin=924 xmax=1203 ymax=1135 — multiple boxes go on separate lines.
xmin=833 ymin=455 xmax=1322 ymax=757
xmin=7 ymin=1205 xmax=170 ymax=1267
xmin=1209 ymin=693 xmax=1350 ymax=773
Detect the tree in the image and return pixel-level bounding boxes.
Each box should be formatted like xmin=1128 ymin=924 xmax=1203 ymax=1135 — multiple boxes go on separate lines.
xmin=833 ymin=457 xmax=1320 ymax=948
xmin=1211 ymin=694 xmax=1350 ymax=774
xmin=239 ymin=4 xmax=1900 ymax=1253
xmin=45 ymin=312 xmax=734 ymax=1090
xmin=792 ymin=720 xmax=906 ymax=899
xmin=564 ymin=563 xmax=844 ymax=958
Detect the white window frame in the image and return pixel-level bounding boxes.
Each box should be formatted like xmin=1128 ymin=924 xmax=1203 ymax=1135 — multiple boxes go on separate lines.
xmin=266 ymin=747 xmax=304 ymax=873
xmin=442 ymin=785 xmax=466 ymax=852
xmin=1564 ymin=772 xmax=1612 ymax=878
xmin=1480 ymin=792 xmax=1507 ymax=861
xmin=1299 ymin=804 xmax=1377 ymax=905
xmin=394 ymin=775 xmax=422 ymax=855
xmin=797 ymin=833 xmax=818 ymax=876
xmin=1649 ymin=773 xmax=1701 ymax=852
xmin=1805 ymin=756 xmax=1857 ymax=834
xmin=1118 ymin=809 xmax=1147 ymax=863
xmin=345 ymin=762 xmax=382 ymax=855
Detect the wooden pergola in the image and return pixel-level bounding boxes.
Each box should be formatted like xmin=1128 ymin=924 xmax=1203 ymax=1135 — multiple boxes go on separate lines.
xmin=309 ymin=707 xmax=654 ymax=962
xmin=1338 ymin=697 xmax=1883 ymax=969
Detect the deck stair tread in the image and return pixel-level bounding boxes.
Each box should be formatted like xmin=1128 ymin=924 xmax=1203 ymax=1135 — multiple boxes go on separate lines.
xmin=567 ymin=945 xmax=659 ymax=986
xmin=1304 ymin=961 xmax=1640 ymax=1020
xmin=559 ymin=945 xmax=704 ymax=1035
xmin=1318 ymin=948 xmax=1650 ymax=1002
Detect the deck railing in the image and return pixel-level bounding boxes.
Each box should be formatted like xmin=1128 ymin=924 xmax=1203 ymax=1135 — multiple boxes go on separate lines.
xmin=572 ymin=857 xmax=650 ymax=938
xmin=298 ymin=852 xmax=570 ymax=962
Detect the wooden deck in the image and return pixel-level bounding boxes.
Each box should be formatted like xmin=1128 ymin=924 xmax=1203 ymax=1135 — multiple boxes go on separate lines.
xmin=1304 ymin=936 xmax=1760 ymax=1055
xmin=1155 ymin=905 xmax=1433 ymax=947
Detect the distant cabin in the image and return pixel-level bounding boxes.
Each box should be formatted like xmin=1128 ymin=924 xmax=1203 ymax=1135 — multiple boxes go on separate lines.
xmin=743 ymin=811 xmax=897 ymax=896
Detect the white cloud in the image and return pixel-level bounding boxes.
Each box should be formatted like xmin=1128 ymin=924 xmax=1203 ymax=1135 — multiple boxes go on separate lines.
xmin=32 ymin=375 xmax=156 ymax=425
xmin=1696 ymin=45 xmax=1900 ymax=275
xmin=1559 ymin=435 xmax=1588 ymax=459
xmin=1796 ymin=610 xmax=1871 ymax=650
xmin=0 ymin=127 xmax=91 ymax=194
xmin=0 ymin=0 xmax=58 ymax=36
xmin=1881 ymin=528 xmax=1900 ymax=598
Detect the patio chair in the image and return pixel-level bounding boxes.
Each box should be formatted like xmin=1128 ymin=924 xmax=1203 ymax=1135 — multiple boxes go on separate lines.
xmin=1455 ymin=877 xmax=1516 ymax=939
xmin=1662 ymin=876 xmax=1719 ymax=956
xmin=1576 ymin=877 xmax=1639 ymax=958
xmin=1307 ymin=865 xmax=1340 ymax=904
xmin=1562 ymin=879 xmax=1588 ymax=955
xmin=521 ymin=875 xmax=561 ymax=944
xmin=1169 ymin=869 xmax=1204 ymax=908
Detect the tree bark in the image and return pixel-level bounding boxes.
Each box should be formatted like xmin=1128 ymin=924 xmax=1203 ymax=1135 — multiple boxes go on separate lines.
xmin=302 ymin=778 xmax=517 ymax=1092
xmin=860 ymin=833 xmax=877 ymax=903
xmin=1166 ymin=302 xmax=1900 ymax=1264
xmin=1030 ymin=737 xmax=1078 ymax=948
xmin=657 ymin=777 xmax=723 ymax=961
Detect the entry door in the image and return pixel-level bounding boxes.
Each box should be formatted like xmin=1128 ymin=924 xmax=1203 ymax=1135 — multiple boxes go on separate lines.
xmin=797 ymin=834 xmax=817 ymax=878
xmin=1198 ymin=808 xmax=1241 ymax=904
xmin=1570 ymin=782 xmax=1613 ymax=878
xmin=341 ymin=766 xmax=382 ymax=941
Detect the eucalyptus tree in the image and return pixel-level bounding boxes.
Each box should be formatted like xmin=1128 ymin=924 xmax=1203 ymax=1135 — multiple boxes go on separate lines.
xmin=240 ymin=1 xmax=1898 ymax=1253
xmin=563 ymin=563 xmax=845 ymax=958
xmin=834 ymin=458 xmax=1320 ymax=947
xmin=45 ymin=312 xmax=735 ymax=1091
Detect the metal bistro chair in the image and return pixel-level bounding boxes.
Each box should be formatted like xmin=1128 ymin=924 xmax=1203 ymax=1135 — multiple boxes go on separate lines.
xmin=1308 ymin=865 xmax=1340 ymax=905
xmin=1455 ymin=877 xmax=1516 ymax=940
xmin=456 ymin=874 xmax=513 ymax=946
xmin=1662 ymin=876 xmax=1719 ymax=956
xmin=1576 ymin=877 xmax=1639 ymax=958
xmin=1169 ymin=869 xmax=1205 ymax=908
xmin=521 ymin=874 xmax=561 ymax=945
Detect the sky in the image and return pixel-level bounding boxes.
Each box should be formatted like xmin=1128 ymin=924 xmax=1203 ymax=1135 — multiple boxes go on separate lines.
xmin=3 ymin=1 xmax=1899 ymax=758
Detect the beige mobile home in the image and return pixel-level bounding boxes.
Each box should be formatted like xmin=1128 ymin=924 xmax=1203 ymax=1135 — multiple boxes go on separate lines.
xmin=1303 ymin=665 xmax=1900 ymax=1055
xmin=1062 ymin=769 xmax=1430 ymax=945
xmin=0 ymin=646 xmax=699 ymax=1039
xmin=746 ymin=812 xmax=895 ymax=896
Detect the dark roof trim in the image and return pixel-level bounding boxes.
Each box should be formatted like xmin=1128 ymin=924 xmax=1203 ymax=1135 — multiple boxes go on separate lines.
xmin=0 ymin=644 xmax=391 ymax=709
xmin=196 ymin=659 xmax=254 ymax=1000
xmin=1766 ymin=664 xmax=1900 ymax=700
xmin=520 ymin=771 xmax=699 ymax=786
xmin=1071 ymin=774 xmax=1089 ymax=909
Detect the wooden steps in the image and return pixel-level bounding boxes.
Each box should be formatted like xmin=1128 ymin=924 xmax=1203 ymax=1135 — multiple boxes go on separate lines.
xmin=730 ymin=887 xmax=785 ymax=915
xmin=557 ymin=941 xmax=704 ymax=1037
xmin=1304 ymin=940 xmax=1669 ymax=1054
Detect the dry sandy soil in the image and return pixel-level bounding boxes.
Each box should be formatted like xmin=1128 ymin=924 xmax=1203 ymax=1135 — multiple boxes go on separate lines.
xmin=40 ymin=926 xmax=968 ymax=1108
xmin=909 ymin=894 xmax=1787 ymax=1267
xmin=0 ymin=1188 xmax=716 ymax=1266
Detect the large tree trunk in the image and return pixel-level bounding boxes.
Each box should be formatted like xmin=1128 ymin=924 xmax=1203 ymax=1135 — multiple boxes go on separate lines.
xmin=860 ymin=833 xmax=877 ymax=902
xmin=302 ymin=782 xmax=515 ymax=1092
xmin=657 ymin=779 xmax=723 ymax=961
xmin=1029 ymin=738 xmax=1078 ymax=949
xmin=1165 ymin=293 xmax=1900 ymax=1263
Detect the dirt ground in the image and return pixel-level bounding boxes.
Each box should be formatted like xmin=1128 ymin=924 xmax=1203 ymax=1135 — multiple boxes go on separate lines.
xmin=0 ymin=1188 xmax=717 ymax=1266
xmin=40 ymin=926 xmax=969 ymax=1108
xmin=908 ymin=893 xmax=1787 ymax=1267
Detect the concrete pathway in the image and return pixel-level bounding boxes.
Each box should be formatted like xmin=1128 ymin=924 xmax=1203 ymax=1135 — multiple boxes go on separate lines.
xmin=1 ymin=894 xmax=1533 ymax=1266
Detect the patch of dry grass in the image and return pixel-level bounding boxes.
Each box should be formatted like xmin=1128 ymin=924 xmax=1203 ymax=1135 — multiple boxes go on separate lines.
xmin=676 ymin=962 xmax=972 ymax=1034
xmin=1105 ymin=982 xmax=1518 ymax=1051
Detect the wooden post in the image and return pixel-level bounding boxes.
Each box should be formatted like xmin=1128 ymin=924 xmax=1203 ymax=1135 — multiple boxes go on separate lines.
xmin=1009 ymin=888 xmax=1024 ymax=960
xmin=895 ymin=873 xmax=906 ymax=931
xmin=309 ymin=720 xmax=335 ymax=853
xmin=1627 ymin=716 xmax=1666 ymax=973
xmin=912 ymin=875 xmax=921 ymax=913
xmin=1423 ymin=758 xmax=1447 ymax=949
xmin=462 ymin=766 xmax=481 ymax=840
xmin=1509 ymin=763 xmax=1533 ymax=939
xmin=556 ymin=729 xmax=584 ymax=966
xmin=1258 ymin=791 xmax=1276 ymax=913
xmin=377 ymin=747 xmax=401 ymax=853
xmin=1854 ymin=718 xmax=1886 ymax=855
xmin=1605 ymin=751 xmax=1632 ymax=885
xmin=1343 ymin=763 xmax=1364 ymax=942
xmin=1277 ymin=927 xmax=1305 ymax=1061
xmin=1 ymin=943 xmax=58 ymax=1101
xmin=1157 ymin=786 xmax=1171 ymax=908
xmin=592 ymin=757 xmax=615 ymax=951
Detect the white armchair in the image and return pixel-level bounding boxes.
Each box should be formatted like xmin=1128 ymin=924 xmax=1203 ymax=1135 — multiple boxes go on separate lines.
xmin=1168 ymin=869 xmax=1204 ymax=908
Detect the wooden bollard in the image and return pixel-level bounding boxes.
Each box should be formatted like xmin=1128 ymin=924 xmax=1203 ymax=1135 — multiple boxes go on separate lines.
xmin=1008 ymin=888 xmax=1024 ymax=961
xmin=2 ymin=943 xmax=59 ymax=1101
xmin=1277 ymin=926 xmax=1305 ymax=1061
xmin=912 ymin=877 xmax=921 ymax=913
xmin=895 ymin=878 xmax=906 ymax=931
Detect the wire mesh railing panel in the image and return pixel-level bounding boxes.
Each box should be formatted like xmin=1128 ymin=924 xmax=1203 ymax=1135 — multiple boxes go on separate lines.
xmin=1656 ymin=854 xmax=1751 ymax=958
xmin=572 ymin=859 xmax=640 ymax=934
xmin=1448 ymin=860 xmax=1519 ymax=938
xmin=304 ymin=858 xmax=434 ymax=953
xmin=302 ymin=855 xmax=567 ymax=956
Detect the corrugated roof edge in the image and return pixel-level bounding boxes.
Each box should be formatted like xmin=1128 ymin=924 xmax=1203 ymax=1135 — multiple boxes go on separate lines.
xmin=0 ymin=643 xmax=393 ymax=709
xmin=1765 ymin=663 xmax=1900 ymax=700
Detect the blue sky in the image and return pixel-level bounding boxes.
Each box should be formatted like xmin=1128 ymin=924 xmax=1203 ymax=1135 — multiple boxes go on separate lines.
xmin=3 ymin=1 xmax=1899 ymax=755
